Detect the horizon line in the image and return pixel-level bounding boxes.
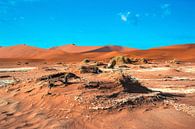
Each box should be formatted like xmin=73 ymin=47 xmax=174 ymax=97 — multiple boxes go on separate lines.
xmin=0 ymin=42 xmax=195 ymax=50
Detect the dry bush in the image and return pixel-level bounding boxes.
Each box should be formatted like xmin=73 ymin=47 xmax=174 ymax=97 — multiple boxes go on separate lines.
xmin=80 ymin=65 xmax=102 ymax=74
xmin=119 ymin=74 xmax=152 ymax=93
xmin=107 ymin=56 xmax=132 ymax=68
xmin=82 ymin=59 xmax=90 ymax=63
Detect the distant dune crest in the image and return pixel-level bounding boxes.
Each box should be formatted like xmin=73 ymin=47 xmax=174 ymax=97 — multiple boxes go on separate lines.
xmin=51 ymin=44 xmax=138 ymax=53
xmin=0 ymin=44 xmax=194 ymax=61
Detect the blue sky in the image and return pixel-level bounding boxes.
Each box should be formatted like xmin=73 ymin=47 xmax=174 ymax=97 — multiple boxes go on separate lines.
xmin=0 ymin=0 xmax=194 ymax=49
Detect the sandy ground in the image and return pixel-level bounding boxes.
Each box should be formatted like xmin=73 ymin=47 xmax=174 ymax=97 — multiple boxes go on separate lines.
xmin=0 ymin=60 xmax=195 ymax=129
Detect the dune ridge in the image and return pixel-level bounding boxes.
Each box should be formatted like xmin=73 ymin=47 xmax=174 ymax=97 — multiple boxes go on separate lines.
xmin=128 ymin=44 xmax=195 ymax=61
xmin=0 ymin=43 xmax=194 ymax=61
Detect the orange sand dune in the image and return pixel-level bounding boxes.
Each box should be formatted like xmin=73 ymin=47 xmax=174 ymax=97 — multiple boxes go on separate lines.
xmin=51 ymin=44 xmax=102 ymax=53
xmin=0 ymin=43 xmax=194 ymax=62
xmin=154 ymin=44 xmax=195 ymax=50
xmin=127 ymin=44 xmax=195 ymax=61
xmin=34 ymin=50 xmax=84 ymax=62
xmin=33 ymin=49 xmax=68 ymax=59
xmin=51 ymin=44 xmax=137 ymax=53
xmin=84 ymin=45 xmax=137 ymax=53
xmin=0 ymin=44 xmax=47 ymax=59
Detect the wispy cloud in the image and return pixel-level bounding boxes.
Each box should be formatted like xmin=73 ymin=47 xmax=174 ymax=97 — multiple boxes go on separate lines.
xmin=161 ymin=3 xmax=171 ymax=17
xmin=161 ymin=4 xmax=171 ymax=9
xmin=132 ymin=13 xmax=141 ymax=25
xmin=118 ymin=11 xmax=141 ymax=25
xmin=118 ymin=3 xmax=172 ymax=26
xmin=118 ymin=12 xmax=131 ymax=22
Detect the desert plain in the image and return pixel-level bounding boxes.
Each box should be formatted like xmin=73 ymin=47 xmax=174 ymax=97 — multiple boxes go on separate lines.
xmin=0 ymin=44 xmax=195 ymax=129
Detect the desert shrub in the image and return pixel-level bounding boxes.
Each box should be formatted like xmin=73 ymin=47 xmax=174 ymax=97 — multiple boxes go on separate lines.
xmin=107 ymin=59 xmax=117 ymax=68
xmin=17 ymin=62 xmax=21 ymax=65
xmin=56 ymin=62 xmax=63 ymax=65
xmin=82 ymin=59 xmax=90 ymax=63
xmin=80 ymin=65 xmax=102 ymax=74
xmin=139 ymin=58 xmax=148 ymax=64
xmin=37 ymin=72 xmax=80 ymax=88
xmin=114 ymin=56 xmax=132 ymax=64
xmin=94 ymin=61 xmax=105 ymax=66
xmin=119 ymin=74 xmax=152 ymax=93
xmin=107 ymin=56 xmax=132 ymax=68
xmin=169 ymin=59 xmax=180 ymax=64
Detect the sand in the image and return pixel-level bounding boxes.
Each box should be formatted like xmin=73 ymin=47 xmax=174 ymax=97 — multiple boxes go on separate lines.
xmin=0 ymin=60 xmax=194 ymax=129
xmin=0 ymin=44 xmax=194 ymax=129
